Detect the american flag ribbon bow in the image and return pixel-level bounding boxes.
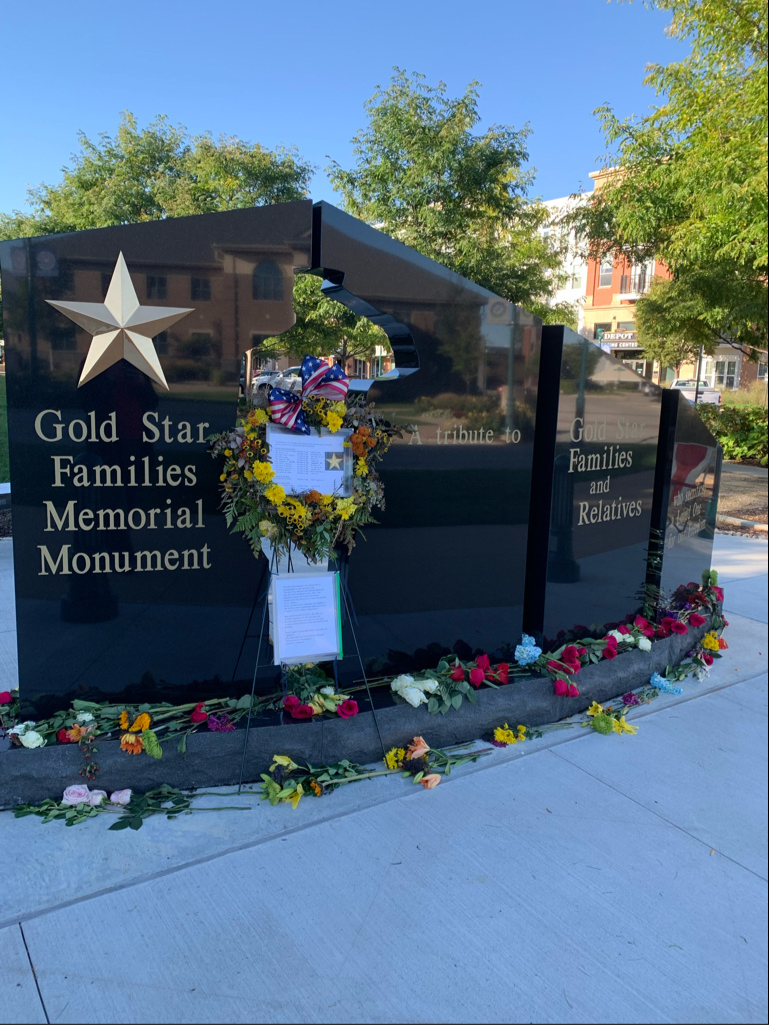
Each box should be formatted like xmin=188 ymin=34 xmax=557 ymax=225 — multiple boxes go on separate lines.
xmin=268 ymin=355 xmax=350 ymax=434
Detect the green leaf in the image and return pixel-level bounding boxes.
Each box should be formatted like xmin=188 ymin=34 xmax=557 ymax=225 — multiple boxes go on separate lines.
xmin=236 ymin=694 xmax=254 ymax=709
xmin=72 ymin=699 xmax=102 ymax=711
xmin=451 ymin=693 xmax=463 ymax=710
xmin=142 ymin=729 xmax=162 ymax=759
xmin=128 ymin=817 xmax=143 ymax=830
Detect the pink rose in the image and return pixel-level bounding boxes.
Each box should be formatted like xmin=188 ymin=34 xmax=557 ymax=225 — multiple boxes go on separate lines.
xmin=110 ymin=789 xmax=132 ymax=806
xmin=468 ymin=667 xmax=485 ymax=687
xmin=337 ymin=699 xmax=358 ymax=719
xmin=88 ymin=790 xmax=108 ymax=807
xmin=62 ymin=784 xmax=91 ymax=806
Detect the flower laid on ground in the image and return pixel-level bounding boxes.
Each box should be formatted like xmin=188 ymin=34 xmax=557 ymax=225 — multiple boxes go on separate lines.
xmin=650 ymin=672 xmax=683 ymax=695
xmin=701 ymin=631 xmax=721 ymax=651
xmin=282 ymin=696 xmax=315 ymax=720
xmin=130 ymin=712 xmax=151 ymax=732
xmin=0 ymin=691 xmax=12 ymax=704
xmin=390 ymin=674 xmax=439 ymax=708
xmin=491 ymin=723 xmax=526 ymax=747
xmin=207 ymin=713 xmax=237 ymax=732
xmin=586 ymin=701 xmax=604 ymax=717
xmin=189 ymin=702 xmax=208 ymax=723
xmin=420 ymin=774 xmax=441 ymax=789
xmin=110 ymin=789 xmax=132 ymax=806
xmin=514 ymin=635 xmax=542 ymax=666
xmin=384 ymin=747 xmax=406 ymax=770
xmin=120 ymin=733 xmax=144 ymax=755
xmin=406 ymin=736 xmax=430 ymax=760
xmin=622 ymin=692 xmax=642 ymax=706
xmin=62 ymin=784 xmax=92 ymax=806
xmin=612 ymin=716 xmax=638 ymax=735
xmin=337 ymin=699 xmax=359 ymax=719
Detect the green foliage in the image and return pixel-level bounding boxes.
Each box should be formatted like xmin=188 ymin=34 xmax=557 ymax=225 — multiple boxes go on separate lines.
xmin=328 ymin=69 xmax=572 ymax=319
xmin=696 ymin=402 xmax=768 ymax=464
xmin=572 ymin=0 xmax=768 ymax=358
xmin=141 ymin=729 xmax=163 ymax=759
xmin=0 ymin=111 xmax=313 ymax=239
xmin=265 ymin=274 xmax=388 ymax=365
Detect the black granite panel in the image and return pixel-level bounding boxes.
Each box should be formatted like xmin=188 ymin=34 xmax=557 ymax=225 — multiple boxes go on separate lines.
xmin=648 ymin=388 xmax=721 ymax=595
xmin=0 ymin=203 xmax=312 ymax=716
xmin=314 ymin=203 xmax=542 ymax=676
xmin=524 ymin=326 xmax=663 ymax=645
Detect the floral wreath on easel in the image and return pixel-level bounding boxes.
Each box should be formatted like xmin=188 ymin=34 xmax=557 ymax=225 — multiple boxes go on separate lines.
xmin=209 ymin=355 xmax=403 ymax=564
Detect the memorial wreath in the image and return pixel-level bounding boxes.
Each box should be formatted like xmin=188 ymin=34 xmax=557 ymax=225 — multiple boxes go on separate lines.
xmin=208 ymin=355 xmax=403 ymax=564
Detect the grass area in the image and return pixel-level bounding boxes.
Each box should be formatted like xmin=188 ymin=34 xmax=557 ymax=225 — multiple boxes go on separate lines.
xmin=722 ymin=380 xmax=768 ymax=407
xmin=0 ymin=375 xmax=8 ymax=483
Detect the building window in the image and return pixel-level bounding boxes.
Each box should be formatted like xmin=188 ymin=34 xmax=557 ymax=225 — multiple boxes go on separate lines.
xmin=617 ymin=321 xmax=635 ymax=332
xmin=147 ymin=275 xmax=167 ymax=300
xmin=594 ymin=323 xmax=612 ymax=341
xmin=352 ymin=358 xmax=368 ymax=378
xmin=252 ymin=261 xmax=283 ymax=302
xmin=757 ymin=362 xmax=768 ymax=381
xmin=191 ymin=277 xmax=211 ymax=302
xmin=598 ymin=257 xmax=613 ymax=288
xmin=715 ymin=359 xmax=738 ymax=390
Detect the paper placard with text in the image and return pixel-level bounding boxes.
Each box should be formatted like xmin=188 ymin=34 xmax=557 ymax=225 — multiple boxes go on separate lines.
xmin=266 ymin=424 xmax=352 ymax=496
xmin=271 ymin=572 xmax=343 ymax=665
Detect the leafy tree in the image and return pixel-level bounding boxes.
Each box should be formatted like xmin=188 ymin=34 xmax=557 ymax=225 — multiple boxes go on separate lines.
xmin=266 ymin=274 xmax=388 ymax=367
xmin=571 ymin=0 xmax=768 ymax=362
xmin=328 ymin=69 xmax=576 ymax=325
xmin=0 ymin=111 xmax=314 ymax=238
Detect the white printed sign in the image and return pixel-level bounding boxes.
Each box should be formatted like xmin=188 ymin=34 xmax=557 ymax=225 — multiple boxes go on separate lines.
xmin=266 ymin=424 xmax=351 ymax=496
xmin=271 ymin=572 xmax=343 ymax=665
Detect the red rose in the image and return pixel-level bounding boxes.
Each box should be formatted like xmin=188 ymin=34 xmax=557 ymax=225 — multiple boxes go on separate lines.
xmin=567 ymin=682 xmax=580 ymax=697
xmin=283 ymin=695 xmax=301 ymax=711
xmin=604 ymin=635 xmax=618 ymax=648
xmin=689 ymin=613 xmax=706 ymax=628
xmin=475 ymin=654 xmax=491 ymax=672
xmin=712 ymin=586 xmax=724 ymax=601
xmin=291 ymin=703 xmax=315 ymax=720
xmin=617 ymin=624 xmax=631 ymax=635
xmin=190 ymin=701 xmax=208 ymax=723
xmin=661 ymin=617 xmax=676 ymax=628
xmin=576 ymin=647 xmax=587 ymax=658
xmin=553 ymin=678 xmax=568 ymax=696
xmin=641 ymin=626 xmax=655 ymax=638
xmin=702 ymin=653 xmax=714 ymax=666
xmin=0 ymin=691 xmax=11 ymax=705
xmin=561 ymin=645 xmax=581 ymax=664
xmin=670 ymin=621 xmax=688 ymax=635
xmin=468 ymin=667 xmax=485 ymax=687
xmin=657 ymin=626 xmax=671 ymax=638
xmin=57 ymin=728 xmax=72 ymax=743
xmin=547 ymin=659 xmax=566 ymax=674
xmin=634 ymin=615 xmax=649 ymax=629
xmin=495 ymin=663 xmax=509 ymax=685
xmin=450 ymin=664 xmax=465 ymax=682
xmin=337 ymin=699 xmax=358 ymax=719
xmin=602 ymin=646 xmax=618 ymax=660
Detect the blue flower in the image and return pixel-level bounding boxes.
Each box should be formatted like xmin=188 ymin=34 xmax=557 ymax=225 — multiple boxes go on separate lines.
xmin=650 ymin=672 xmax=682 ymax=695
xmin=515 ymin=635 xmax=542 ymax=666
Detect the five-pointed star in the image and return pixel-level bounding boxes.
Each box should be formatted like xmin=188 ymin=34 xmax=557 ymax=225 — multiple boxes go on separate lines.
xmin=46 ymin=252 xmax=194 ymax=389
xmin=326 ymin=452 xmax=343 ymax=470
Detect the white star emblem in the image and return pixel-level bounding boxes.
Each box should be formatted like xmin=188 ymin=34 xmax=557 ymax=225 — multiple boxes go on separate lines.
xmin=46 ymin=252 xmax=194 ymax=389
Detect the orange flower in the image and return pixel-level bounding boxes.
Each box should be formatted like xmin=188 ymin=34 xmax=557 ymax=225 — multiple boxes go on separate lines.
xmin=66 ymin=723 xmax=89 ymax=742
xmin=420 ymin=774 xmax=441 ymax=789
xmin=305 ymin=490 xmax=322 ymax=504
xmin=120 ymin=733 xmax=144 ymax=755
xmin=130 ymin=712 xmax=151 ymax=732
xmin=119 ymin=710 xmax=129 ymax=730
xmin=406 ymin=736 xmax=430 ymax=760
xmin=366 ymin=436 xmax=376 ymax=448
xmin=718 ymin=637 xmax=728 ymax=649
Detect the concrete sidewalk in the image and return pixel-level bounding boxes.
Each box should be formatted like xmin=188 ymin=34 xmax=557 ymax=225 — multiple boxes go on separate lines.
xmin=1 ymin=533 xmax=767 ymax=1024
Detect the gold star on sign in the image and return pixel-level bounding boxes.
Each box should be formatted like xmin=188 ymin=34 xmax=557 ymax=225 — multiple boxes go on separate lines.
xmin=326 ymin=453 xmax=343 ymax=470
xmin=46 ymin=252 xmax=193 ymax=389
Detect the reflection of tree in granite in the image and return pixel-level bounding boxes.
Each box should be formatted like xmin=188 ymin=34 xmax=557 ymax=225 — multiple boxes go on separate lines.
xmin=435 ymin=301 xmax=484 ymax=393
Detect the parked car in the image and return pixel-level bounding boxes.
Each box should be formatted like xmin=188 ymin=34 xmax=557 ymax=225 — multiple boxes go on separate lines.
xmin=251 ymin=366 xmax=302 ymax=401
xmin=670 ymin=378 xmax=722 ymax=405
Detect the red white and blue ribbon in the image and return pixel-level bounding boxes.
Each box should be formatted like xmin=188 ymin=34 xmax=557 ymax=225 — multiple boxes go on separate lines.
xmin=268 ymin=355 xmax=349 ymax=434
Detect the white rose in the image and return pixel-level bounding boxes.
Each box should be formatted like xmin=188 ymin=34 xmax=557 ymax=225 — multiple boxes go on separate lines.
xmin=9 ymin=720 xmax=36 ymax=736
xmin=319 ymin=687 xmax=335 ymax=696
xmin=390 ymin=674 xmax=415 ymax=693
xmin=637 ymin=636 xmax=652 ymax=652
xmin=400 ymin=686 xmax=428 ymax=708
xmin=76 ymin=711 xmax=95 ymax=723
xmin=417 ymin=679 xmax=439 ymax=694
xmin=110 ymin=789 xmax=132 ymax=806
xmin=62 ymin=784 xmax=91 ymax=806
xmin=88 ymin=790 xmax=108 ymax=806
xmin=607 ymin=630 xmax=626 ymax=645
xmin=19 ymin=730 xmax=45 ymax=749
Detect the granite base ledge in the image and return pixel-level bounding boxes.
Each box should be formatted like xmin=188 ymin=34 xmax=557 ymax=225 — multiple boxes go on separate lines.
xmin=0 ymin=624 xmax=707 ymax=808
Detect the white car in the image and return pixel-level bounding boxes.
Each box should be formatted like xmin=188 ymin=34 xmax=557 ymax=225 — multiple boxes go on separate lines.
xmin=670 ymin=378 xmax=722 ymax=405
xmin=251 ymin=366 xmax=302 ymax=401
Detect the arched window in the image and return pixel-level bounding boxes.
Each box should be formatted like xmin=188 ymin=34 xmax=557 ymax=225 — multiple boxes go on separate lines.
xmin=252 ymin=261 xmax=284 ymax=301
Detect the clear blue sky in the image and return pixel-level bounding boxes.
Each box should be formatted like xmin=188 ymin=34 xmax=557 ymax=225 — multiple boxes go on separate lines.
xmin=0 ymin=0 xmax=684 ymax=215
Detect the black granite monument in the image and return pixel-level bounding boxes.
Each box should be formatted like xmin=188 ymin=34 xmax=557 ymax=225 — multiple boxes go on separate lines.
xmin=0 ymin=204 xmax=312 ymax=716
xmin=648 ymin=388 xmax=721 ymax=596
xmin=523 ymin=325 xmax=664 ymax=644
